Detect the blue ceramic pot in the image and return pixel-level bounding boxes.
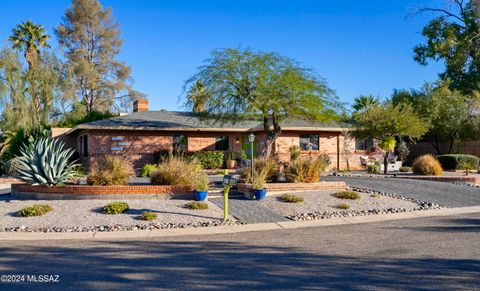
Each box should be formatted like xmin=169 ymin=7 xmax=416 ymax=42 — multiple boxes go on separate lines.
xmin=194 ymin=191 xmax=208 ymax=201
xmin=253 ymin=189 xmax=267 ymax=200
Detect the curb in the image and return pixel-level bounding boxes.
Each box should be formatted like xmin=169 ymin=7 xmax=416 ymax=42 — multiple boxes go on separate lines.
xmin=1 ymin=206 xmax=479 ymax=241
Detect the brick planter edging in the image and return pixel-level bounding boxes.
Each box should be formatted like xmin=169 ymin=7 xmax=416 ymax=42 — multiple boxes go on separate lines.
xmin=0 ymin=178 xmax=21 ymax=184
xmin=395 ymin=175 xmax=480 ymax=185
xmin=237 ymin=181 xmax=346 ymax=194
xmin=11 ymin=183 xmax=193 ymax=199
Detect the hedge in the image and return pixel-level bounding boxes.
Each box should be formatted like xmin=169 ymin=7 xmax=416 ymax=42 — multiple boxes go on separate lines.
xmin=190 ymin=151 xmax=224 ymax=169
xmin=436 ymin=154 xmax=480 ymax=170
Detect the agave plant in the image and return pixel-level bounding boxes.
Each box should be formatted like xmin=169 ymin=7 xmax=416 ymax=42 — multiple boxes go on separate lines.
xmin=16 ymin=137 xmax=78 ymax=186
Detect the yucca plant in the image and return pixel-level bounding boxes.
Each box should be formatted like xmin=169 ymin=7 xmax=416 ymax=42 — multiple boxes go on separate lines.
xmin=16 ymin=137 xmax=78 ymax=186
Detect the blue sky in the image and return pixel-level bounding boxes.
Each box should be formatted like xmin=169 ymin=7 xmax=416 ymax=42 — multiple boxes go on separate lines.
xmin=0 ymin=0 xmax=444 ymax=111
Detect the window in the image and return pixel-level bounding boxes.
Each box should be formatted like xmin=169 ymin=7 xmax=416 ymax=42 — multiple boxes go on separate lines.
xmin=215 ymin=135 xmax=229 ymax=151
xmin=300 ymin=134 xmax=319 ymax=150
xmin=355 ymin=138 xmax=374 ymax=151
xmin=173 ymin=134 xmax=188 ymax=152
xmin=82 ymin=135 xmax=88 ymax=157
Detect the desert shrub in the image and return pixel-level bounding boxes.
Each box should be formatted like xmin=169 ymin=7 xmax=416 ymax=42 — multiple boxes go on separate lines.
xmin=150 ymin=156 xmax=202 ymax=186
xmin=289 ymin=145 xmax=300 ymax=160
xmin=185 ymin=201 xmax=209 ymax=210
xmin=436 ymin=154 xmax=480 ymax=170
xmin=3 ymin=157 xmax=23 ymax=177
xmin=337 ymin=203 xmax=350 ymax=210
xmin=367 ymin=164 xmax=380 ymax=174
xmin=17 ymin=204 xmax=53 ymax=217
xmin=191 ymin=151 xmax=224 ymax=169
xmin=140 ymin=164 xmax=157 ymax=177
xmin=335 ymin=191 xmax=360 ymax=200
xmin=412 ymin=155 xmax=443 ymax=176
xmin=370 ymin=193 xmax=381 ymax=198
xmin=239 ymin=158 xmax=277 ymax=183
xmin=103 ymin=202 xmax=129 ymax=214
xmin=285 ymin=157 xmax=327 ymax=183
xmin=194 ymin=173 xmax=210 ymax=191
xmin=281 ymin=194 xmax=304 ymax=203
xmin=140 ymin=212 xmax=157 ymax=221
xmin=399 ymin=166 xmax=411 ymax=172
xmin=87 ymin=155 xmax=134 ymax=185
xmin=395 ymin=140 xmax=410 ymax=162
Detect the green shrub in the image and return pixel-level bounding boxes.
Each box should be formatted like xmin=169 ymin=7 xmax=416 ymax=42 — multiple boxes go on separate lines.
xmin=436 ymin=154 xmax=480 ymax=170
xmin=185 ymin=201 xmax=209 ymax=210
xmin=140 ymin=212 xmax=157 ymax=221
xmin=412 ymin=155 xmax=443 ymax=176
xmin=16 ymin=137 xmax=78 ymax=186
xmin=335 ymin=191 xmax=360 ymax=200
xmin=87 ymin=155 xmax=134 ymax=185
xmin=281 ymin=194 xmax=304 ymax=203
xmin=150 ymin=156 xmax=202 ymax=186
xmin=367 ymin=164 xmax=380 ymax=174
xmin=103 ymin=202 xmax=129 ymax=214
xmin=289 ymin=145 xmax=300 ymax=160
xmin=153 ymin=150 xmax=172 ymax=164
xmin=191 ymin=151 xmax=224 ymax=169
xmin=17 ymin=204 xmax=53 ymax=217
xmin=285 ymin=157 xmax=328 ymax=183
xmin=225 ymin=151 xmax=236 ymax=161
xmin=337 ymin=203 xmax=350 ymax=210
xmin=239 ymin=158 xmax=277 ymax=183
xmin=140 ymin=164 xmax=157 ymax=177
xmin=399 ymin=166 xmax=411 ymax=172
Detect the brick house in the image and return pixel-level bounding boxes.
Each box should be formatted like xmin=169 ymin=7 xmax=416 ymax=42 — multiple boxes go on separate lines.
xmin=60 ymin=100 xmax=371 ymax=171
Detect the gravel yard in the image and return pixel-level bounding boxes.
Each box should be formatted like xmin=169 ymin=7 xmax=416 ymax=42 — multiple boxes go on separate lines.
xmin=259 ymin=190 xmax=419 ymax=217
xmin=0 ymin=195 xmax=227 ymax=230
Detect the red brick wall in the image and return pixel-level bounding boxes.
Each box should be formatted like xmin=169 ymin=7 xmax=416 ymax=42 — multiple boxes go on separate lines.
xmin=12 ymin=183 xmax=192 ymax=195
xmin=75 ymin=130 xmax=365 ymax=171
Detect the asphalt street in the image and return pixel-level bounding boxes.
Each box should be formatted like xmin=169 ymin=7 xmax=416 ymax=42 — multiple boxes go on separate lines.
xmin=0 ymin=212 xmax=479 ymax=290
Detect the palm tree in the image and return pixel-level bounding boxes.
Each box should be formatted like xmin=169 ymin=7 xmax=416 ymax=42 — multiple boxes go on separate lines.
xmin=187 ymin=80 xmax=209 ymax=113
xmin=8 ymin=20 xmax=50 ymax=69
xmin=352 ymin=95 xmax=380 ymax=112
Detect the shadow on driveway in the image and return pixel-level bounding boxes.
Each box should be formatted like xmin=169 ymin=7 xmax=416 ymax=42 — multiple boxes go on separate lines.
xmin=0 ymin=239 xmax=478 ymax=289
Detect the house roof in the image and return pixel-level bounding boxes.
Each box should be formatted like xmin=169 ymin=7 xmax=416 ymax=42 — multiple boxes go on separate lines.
xmin=66 ymin=111 xmax=346 ymax=135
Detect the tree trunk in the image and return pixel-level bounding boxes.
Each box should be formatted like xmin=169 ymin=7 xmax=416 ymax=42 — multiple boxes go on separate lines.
xmin=383 ymin=151 xmax=389 ymax=175
xmin=261 ymin=112 xmax=282 ymax=158
xmin=447 ymin=137 xmax=455 ymax=154
xmin=430 ymin=136 xmax=442 ymax=155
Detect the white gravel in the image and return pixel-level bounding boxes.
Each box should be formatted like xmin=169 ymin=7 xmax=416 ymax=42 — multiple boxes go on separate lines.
xmin=259 ymin=190 xmax=418 ymax=217
xmin=0 ymin=196 xmax=226 ymax=229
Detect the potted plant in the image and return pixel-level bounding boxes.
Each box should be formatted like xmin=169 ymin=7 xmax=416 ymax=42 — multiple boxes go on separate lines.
xmin=252 ymin=174 xmax=267 ymax=200
xmin=193 ymin=173 xmax=209 ymax=201
xmin=225 ymin=151 xmax=237 ymax=169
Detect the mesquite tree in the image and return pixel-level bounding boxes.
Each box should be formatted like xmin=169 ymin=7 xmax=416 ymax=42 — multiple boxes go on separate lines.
xmin=353 ymin=103 xmax=429 ymax=174
xmin=184 ymin=48 xmax=341 ymax=157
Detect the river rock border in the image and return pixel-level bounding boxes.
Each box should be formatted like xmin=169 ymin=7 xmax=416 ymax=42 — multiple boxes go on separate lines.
xmin=287 ymin=186 xmax=444 ymax=221
xmin=1 ymin=219 xmax=242 ymax=233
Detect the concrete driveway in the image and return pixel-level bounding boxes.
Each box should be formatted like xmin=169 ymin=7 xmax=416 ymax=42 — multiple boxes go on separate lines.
xmin=323 ymin=176 xmax=480 ymax=207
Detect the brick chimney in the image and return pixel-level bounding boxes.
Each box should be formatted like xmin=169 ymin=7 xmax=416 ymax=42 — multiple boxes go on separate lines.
xmin=133 ymin=99 xmax=148 ymax=112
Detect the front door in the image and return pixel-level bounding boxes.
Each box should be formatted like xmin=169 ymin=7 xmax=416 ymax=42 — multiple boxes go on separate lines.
xmin=242 ymin=135 xmax=256 ymax=159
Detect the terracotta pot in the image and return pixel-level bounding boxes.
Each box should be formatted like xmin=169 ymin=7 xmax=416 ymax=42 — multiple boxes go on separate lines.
xmin=226 ymin=160 xmax=237 ymax=169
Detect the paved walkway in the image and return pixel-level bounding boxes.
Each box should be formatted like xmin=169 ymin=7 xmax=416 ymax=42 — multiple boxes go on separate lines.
xmin=323 ymin=176 xmax=480 ymax=207
xmin=210 ymin=197 xmax=289 ymax=224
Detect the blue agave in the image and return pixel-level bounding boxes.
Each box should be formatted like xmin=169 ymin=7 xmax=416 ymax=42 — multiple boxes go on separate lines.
xmin=16 ymin=137 xmax=78 ymax=186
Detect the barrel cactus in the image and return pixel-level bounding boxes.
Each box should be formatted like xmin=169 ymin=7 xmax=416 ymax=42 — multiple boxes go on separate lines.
xmin=16 ymin=137 xmax=78 ymax=186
